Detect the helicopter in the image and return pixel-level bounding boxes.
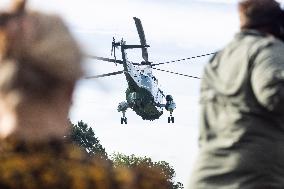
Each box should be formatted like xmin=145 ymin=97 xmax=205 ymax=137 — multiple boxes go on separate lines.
xmin=86 ymin=17 xmax=214 ymax=124
xmin=86 ymin=17 xmax=176 ymax=124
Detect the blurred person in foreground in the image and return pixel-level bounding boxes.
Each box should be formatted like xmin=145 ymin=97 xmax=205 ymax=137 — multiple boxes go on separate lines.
xmin=0 ymin=1 xmax=170 ymax=189
xmin=189 ymin=0 xmax=284 ymax=188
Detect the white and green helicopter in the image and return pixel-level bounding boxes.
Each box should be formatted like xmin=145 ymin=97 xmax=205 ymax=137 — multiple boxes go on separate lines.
xmin=87 ymin=17 xmax=212 ymax=124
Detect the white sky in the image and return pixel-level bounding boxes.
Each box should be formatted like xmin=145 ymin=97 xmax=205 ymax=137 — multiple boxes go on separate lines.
xmin=5 ymin=0 xmax=283 ymax=187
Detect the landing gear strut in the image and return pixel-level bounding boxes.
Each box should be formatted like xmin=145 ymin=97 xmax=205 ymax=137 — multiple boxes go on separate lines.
xmin=168 ymin=111 xmax=175 ymax=123
xmin=165 ymin=95 xmax=176 ymax=124
xmin=118 ymin=102 xmax=129 ymax=125
xmin=121 ymin=111 xmax=127 ymax=124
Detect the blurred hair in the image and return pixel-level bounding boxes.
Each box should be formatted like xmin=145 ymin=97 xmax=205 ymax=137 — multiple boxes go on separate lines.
xmin=0 ymin=0 xmax=83 ymax=104
xmin=238 ymin=0 xmax=283 ymax=34
xmin=0 ymin=0 xmax=26 ymax=26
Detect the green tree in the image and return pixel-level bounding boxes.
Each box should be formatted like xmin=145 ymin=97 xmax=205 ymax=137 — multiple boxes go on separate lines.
xmin=68 ymin=120 xmax=184 ymax=189
xmin=111 ymin=153 xmax=184 ymax=189
xmin=69 ymin=120 xmax=108 ymax=159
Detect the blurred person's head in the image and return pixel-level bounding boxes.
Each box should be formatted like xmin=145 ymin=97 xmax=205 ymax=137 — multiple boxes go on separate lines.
xmin=0 ymin=0 xmax=83 ymax=140
xmin=238 ymin=0 xmax=284 ymax=38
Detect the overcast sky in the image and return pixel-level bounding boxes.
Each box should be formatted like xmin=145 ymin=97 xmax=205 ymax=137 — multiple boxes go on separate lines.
xmin=24 ymin=1 xmax=237 ymax=187
xmin=68 ymin=1 xmax=237 ymax=186
xmin=4 ymin=0 xmax=283 ymax=187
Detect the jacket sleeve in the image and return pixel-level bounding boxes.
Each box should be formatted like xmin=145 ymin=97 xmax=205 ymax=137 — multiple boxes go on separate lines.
xmin=251 ymin=42 xmax=284 ymax=113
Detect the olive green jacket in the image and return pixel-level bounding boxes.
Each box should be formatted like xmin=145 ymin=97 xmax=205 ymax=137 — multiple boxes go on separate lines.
xmin=190 ymin=30 xmax=284 ymax=189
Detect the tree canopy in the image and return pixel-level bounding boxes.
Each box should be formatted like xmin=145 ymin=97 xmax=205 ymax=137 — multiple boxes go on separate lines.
xmin=112 ymin=153 xmax=184 ymax=189
xmin=69 ymin=120 xmax=184 ymax=189
xmin=69 ymin=120 xmax=108 ymax=159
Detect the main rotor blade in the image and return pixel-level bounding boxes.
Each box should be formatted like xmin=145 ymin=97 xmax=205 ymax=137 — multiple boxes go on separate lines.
xmin=151 ymin=52 xmax=216 ymax=67
xmin=86 ymin=55 xmax=124 ymax=65
xmin=85 ymin=71 xmax=124 ymax=79
xmin=86 ymin=55 xmax=143 ymax=66
xmin=133 ymin=17 xmax=149 ymax=62
xmin=152 ymin=68 xmax=201 ymax=79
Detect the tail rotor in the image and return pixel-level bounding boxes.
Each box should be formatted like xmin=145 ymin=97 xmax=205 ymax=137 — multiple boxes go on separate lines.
xmin=111 ymin=37 xmax=121 ymax=65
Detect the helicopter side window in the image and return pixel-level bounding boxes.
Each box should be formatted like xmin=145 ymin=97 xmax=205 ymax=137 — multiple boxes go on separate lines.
xmin=141 ymin=74 xmax=152 ymax=89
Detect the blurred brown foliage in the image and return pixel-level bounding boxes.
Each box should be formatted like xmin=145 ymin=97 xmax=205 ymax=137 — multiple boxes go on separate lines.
xmin=0 ymin=137 xmax=171 ymax=189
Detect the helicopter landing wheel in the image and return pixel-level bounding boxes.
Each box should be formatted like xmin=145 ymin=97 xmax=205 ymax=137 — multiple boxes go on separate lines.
xmin=171 ymin=116 xmax=175 ymax=123
xmin=168 ymin=116 xmax=174 ymax=124
xmin=121 ymin=117 xmax=127 ymax=124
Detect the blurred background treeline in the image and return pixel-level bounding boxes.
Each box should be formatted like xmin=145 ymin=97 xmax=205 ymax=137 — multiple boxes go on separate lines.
xmin=68 ymin=121 xmax=184 ymax=189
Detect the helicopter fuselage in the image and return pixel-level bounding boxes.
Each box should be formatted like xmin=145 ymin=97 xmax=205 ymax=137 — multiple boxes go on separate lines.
xmin=93 ymin=17 xmax=176 ymax=124
xmin=123 ymin=58 xmax=164 ymax=120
